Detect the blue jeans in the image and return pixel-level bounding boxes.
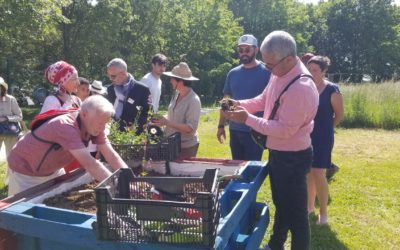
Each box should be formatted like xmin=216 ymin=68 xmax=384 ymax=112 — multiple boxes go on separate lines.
xmin=268 ymin=147 xmax=312 ymax=250
xmin=229 ymin=129 xmax=263 ymax=160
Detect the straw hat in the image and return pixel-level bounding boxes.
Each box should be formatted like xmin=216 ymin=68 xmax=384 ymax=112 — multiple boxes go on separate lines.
xmin=90 ymin=80 xmax=106 ymax=95
xmin=0 ymin=77 xmax=8 ymax=91
xmin=163 ymin=62 xmax=199 ymax=81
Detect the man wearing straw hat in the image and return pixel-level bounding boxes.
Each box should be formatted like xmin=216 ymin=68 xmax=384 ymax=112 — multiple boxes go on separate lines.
xmin=152 ymin=62 xmax=201 ymax=159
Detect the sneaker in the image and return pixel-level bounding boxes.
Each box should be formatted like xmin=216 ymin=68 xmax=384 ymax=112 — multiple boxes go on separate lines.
xmin=316 ymin=214 xmax=328 ymax=225
xmin=326 ymin=163 xmax=339 ymax=180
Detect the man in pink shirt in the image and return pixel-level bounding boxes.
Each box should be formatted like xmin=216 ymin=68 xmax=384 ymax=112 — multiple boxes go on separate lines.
xmin=7 ymin=95 xmax=129 ymax=195
xmin=222 ymin=30 xmax=318 ymax=250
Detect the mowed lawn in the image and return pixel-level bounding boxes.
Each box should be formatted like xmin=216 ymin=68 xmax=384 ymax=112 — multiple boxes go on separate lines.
xmin=197 ymin=110 xmax=400 ymax=249
xmin=0 ymin=110 xmax=399 ymax=249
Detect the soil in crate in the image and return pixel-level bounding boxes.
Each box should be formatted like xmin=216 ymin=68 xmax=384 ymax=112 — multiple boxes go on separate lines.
xmin=43 ymin=181 xmax=98 ymax=214
xmin=42 ymin=166 xmax=164 ymax=213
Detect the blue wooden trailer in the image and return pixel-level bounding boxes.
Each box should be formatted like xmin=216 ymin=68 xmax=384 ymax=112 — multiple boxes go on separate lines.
xmin=0 ymin=160 xmax=269 ymax=250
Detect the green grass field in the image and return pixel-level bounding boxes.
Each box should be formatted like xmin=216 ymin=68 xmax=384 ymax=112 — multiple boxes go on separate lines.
xmin=0 ymin=105 xmax=399 ymax=249
xmin=197 ymin=111 xmax=400 ymax=249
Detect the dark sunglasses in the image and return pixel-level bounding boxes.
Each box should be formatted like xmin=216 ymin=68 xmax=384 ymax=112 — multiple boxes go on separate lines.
xmin=238 ymin=47 xmax=252 ymax=54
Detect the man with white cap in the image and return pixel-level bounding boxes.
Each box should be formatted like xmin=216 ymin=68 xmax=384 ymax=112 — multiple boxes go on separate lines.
xmin=217 ymin=34 xmax=271 ymax=161
xmin=152 ymin=62 xmax=201 ymax=159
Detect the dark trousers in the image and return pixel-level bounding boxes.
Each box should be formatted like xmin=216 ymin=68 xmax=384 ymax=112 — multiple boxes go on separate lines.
xmin=268 ymin=147 xmax=312 ymax=250
xmin=229 ymin=129 xmax=263 ymax=161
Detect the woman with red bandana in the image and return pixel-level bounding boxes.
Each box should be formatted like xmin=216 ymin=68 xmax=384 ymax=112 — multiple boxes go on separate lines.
xmin=40 ymin=61 xmax=82 ymax=113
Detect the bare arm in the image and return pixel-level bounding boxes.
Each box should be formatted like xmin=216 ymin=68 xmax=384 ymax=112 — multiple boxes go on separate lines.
xmin=331 ymin=92 xmax=344 ymax=127
xmin=97 ymin=142 xmax=129 ymax=171
xmin=69 ymin=148 xmax=112 ymax=181
xmin=153 ymin=116 xmax=193 ymax=134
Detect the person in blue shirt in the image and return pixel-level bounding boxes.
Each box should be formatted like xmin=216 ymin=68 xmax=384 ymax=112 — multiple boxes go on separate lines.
xmin=217 ymin=34 xmax=271 ymax=160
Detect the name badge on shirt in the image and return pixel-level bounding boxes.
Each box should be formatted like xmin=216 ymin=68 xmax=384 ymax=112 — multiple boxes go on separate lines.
xmin=127 ymin=98 xmax=135 ymax=104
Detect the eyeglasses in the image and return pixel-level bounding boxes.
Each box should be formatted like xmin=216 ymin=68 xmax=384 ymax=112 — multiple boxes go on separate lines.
xmin=265 ymin=56 xmax=289 ymax=71
xmin=109 ymin=71 xmax=122 ymax=79
xmin=238 ymin=47 xmax=252 ymax=54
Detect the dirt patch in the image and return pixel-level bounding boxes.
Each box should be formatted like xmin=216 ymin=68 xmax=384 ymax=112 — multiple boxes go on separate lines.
xmin=42 ymin=167 xmax=163 ymax=213
xmin=43 ymin=181 xmax=98 ymax=214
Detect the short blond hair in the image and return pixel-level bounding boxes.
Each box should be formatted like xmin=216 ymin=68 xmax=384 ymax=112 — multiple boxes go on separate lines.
xmin=81 ymin=95 xmax=114 ymax=117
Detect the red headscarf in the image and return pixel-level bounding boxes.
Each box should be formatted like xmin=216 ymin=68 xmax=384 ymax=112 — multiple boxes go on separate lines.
xmin=45 ymin=61 xmax=78 ymax=93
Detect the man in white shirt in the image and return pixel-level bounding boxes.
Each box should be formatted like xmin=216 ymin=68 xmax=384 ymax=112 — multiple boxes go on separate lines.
xmin=140 ymin=54 xmax=167 ymax=113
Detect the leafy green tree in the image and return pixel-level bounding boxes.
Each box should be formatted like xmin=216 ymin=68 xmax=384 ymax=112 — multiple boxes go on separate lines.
xmin=0 ymin=0 xmax=68 ymax=91
xmin=310 ymin=0 xmax=400 ymax=82
xmin=228 ymin=0 xmax=314 ymax=55
xmin=161 ymin=0 xmax=242 ymax=103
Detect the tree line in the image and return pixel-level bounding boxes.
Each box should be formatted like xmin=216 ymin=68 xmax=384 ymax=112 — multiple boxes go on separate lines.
xmin=1 ymin=0 xmax=399 ymax=106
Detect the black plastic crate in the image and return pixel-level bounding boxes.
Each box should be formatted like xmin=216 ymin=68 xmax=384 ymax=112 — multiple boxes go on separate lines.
xmin=112 ymin=132 xmax=181 ymax=161
xmin=94 ymin=168 xmax=220 ymax=247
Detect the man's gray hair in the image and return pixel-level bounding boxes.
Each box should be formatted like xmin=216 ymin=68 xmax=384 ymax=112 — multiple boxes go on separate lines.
xmin=81 ymin=95 xmax=115 ymax=117
xmin=260 ymin=31 xmax=297 ymax=59
xmin=107 ymin=58 xmax=127 ymax=72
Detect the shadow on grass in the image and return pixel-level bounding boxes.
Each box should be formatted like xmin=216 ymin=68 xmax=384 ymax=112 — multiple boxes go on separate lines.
xmin=309 ymin=214 xmax=348 ymax=250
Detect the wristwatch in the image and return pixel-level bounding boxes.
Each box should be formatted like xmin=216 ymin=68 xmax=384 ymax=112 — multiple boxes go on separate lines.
xmin=218 ymin=125 xmax=224 ymax=129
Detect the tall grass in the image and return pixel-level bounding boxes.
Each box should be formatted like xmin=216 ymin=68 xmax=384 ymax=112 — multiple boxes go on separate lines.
xmin=340 ymin=81 xmax=400 ymax=129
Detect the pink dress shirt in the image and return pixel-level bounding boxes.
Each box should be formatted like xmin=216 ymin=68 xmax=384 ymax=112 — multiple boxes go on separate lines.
xmin=241 ymin=58 xmax=319 ymax=151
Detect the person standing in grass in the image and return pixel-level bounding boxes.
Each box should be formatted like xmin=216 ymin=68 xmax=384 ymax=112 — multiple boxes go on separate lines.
xmin=0 ymin=76 xmax=23 ymax=185
xmin=140 ymin=53 xmax=167 ymax=113
xmin=217 ymin=34 xmax=270 ymax=161
xmin=302 ymin=53 xmax=340 ymax=180
xmin=222 ymin=30 xmax=319 ymax=250
xmin=152 ymin=62 xmax=201 ymax=159
xmin=0 ymin=77 xmax=23 ymax=158
xmin=306 ymin=55 xmax=344 ymax=225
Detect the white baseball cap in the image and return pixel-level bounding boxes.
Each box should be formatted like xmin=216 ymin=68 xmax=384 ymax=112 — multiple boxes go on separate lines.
xmin=238 ymin=34 xmax=258 ymax=47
